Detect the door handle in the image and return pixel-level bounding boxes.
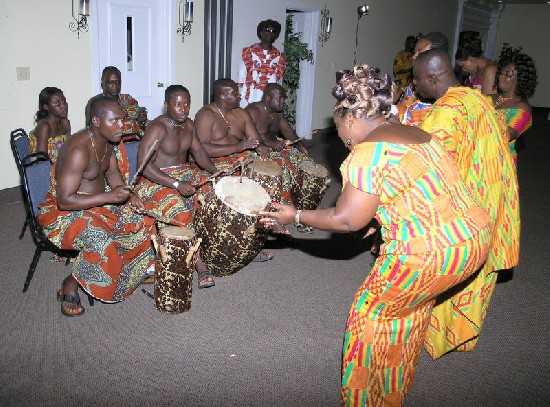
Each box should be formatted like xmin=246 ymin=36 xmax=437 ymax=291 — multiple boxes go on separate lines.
xmin=157 ymin=82 xmax=164 ymax=87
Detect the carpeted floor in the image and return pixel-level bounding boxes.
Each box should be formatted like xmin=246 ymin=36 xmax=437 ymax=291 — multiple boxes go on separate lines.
xmin=0 ymin=108 xmax=548 ymax=406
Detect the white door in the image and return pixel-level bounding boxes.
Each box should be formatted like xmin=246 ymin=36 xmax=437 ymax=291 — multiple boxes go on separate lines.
xmin=92 ymin=0 xmax=174 ymax=117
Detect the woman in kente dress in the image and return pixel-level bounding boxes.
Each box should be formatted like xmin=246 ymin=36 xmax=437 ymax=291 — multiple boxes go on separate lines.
xmin=260 ymin=65 xmax=490 ymax=406
xmin=492 ymin=43 xmax=538 ymax=168
xmin=29 ymin=87 xmax=70 ymax=162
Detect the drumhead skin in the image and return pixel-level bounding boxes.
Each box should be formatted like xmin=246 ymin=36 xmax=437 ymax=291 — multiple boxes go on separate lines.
xmin=299 ymin=160 xmax=329 ymax=178
xmin=215 ymin=176 xmax=271 ymax=215
xmin=159 ymin=226 xmax=195 ymax=240
xmin=248 ymin=159 xmax=283 ymax=176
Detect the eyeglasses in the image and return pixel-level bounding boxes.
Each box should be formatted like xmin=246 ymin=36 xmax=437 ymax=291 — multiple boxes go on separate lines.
xmin=262 ymin=28 xmax=276 ymax=33
xmin=503 ymin=69 xmax=517 ymax=79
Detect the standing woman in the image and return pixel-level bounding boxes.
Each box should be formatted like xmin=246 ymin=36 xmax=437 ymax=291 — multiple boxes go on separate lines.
xmin=29 ymin=87 xmax=70 ymax=162
xmin=260 ymin=65 xmax=491 ymax=406
xmin=455 ymin=37 xmax=498 ymax=95
xmin=492 ymin=43 xmax=538 ymax=167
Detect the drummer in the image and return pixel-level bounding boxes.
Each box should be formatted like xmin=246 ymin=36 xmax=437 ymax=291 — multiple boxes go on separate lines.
xmin=134 ymin=85 xmax=218 ymax=289
xmin=194 ymin=78 xmax=275 ymax=262
xmin=246 ymin=83 xmax=309 ymax=207
xmin=194 ymin=78 xmax=270 ymax=171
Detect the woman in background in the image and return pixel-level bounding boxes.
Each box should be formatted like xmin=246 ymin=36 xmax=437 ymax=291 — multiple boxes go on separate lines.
xmin=260 ymin=65 xmax=490 ymax=406
xmin=29 ymin=87 xmax=70 ymax=162
xmin=492 ymin=43 xmax=538 ymax=167
xmin=455 ymin=36 xmax=497 ymax=95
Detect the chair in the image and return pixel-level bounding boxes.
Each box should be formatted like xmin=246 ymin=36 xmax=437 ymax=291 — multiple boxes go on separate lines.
xmin=19 ymin=153 xmax=92 ymax=307
xmin=10 ymin=128 xmax=31 ymax=239
xmin=123 ymin=140 xmax=140 ymax=181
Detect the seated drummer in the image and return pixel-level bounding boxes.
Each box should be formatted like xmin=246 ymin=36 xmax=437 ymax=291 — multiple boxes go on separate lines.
xmin=194 ymin=78 xmax=275 ymax=261
xmin=85 ymin=66 xmax=148 ymax=141
xmin=38 ymin=96 xmax=156 ymax=317
xmin=134 ymin=84 xmax=218 ymax=289
xmin=246 ymin=83 xmax=309 ymax=207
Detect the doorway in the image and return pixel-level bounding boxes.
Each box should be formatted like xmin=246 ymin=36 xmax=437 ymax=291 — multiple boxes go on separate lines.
xmin=91 ymin=0 xmax=175 ymax=117
xmin=286 ymin=10 xmax=318 ymax=139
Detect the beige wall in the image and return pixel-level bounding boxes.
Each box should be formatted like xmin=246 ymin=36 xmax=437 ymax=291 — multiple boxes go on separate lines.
xmin=1 ymin=0 xmax=459 ymax=190
xmin=494 ymin=4 xmax=550 ymax=108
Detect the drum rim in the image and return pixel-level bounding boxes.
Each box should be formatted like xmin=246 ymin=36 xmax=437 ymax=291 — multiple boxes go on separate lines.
xmin=214 ymin=176 xmax=271 ymax=216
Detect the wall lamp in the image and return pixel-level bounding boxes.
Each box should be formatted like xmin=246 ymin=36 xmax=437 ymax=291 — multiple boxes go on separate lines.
xmin=319 ymin=5 xmax=332 ymax=46
xmin=69 ymin=0 xmax=90 ymax=39
xmin=354 ymin=4 xmax=369 ymax=65
xmin=177 ymin=0 xmax=194 ymax=42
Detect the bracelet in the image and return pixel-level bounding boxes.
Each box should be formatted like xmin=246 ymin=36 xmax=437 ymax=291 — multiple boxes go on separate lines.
xmin=294 ymin=209 xmax=303 ymax=227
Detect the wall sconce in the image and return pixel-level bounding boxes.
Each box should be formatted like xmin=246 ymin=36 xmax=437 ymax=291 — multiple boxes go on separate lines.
xmin=69 ymin=0 xmax=90 ymax=39
xmin=177 ymin=0 xmax=193 ymax=42
xmin=319 ymin=5 xmax=332 ymax=46
xmin=354 ymin=4 xmax=369 ymax=65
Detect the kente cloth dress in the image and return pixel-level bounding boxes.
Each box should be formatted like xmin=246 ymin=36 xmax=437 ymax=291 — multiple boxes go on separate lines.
xmin=419 ymin=86 xmax=520 ymax=358
xmin=496 ymin=107 xmax=532 ymax=167
xmin=340 ymin=139 xmax=490 ymax=406
xmin=28 ymin=130 xmax=66 ymax=162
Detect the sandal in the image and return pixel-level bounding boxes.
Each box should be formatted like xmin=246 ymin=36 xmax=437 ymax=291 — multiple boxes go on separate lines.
xmin=252 ymin=251 xmax=274 ymax=262
xmin=197 ymin=268 xmax=215 ymax=289
xmin=271 ymin=224 xmax=295 ymax=242
xmin=57 ymin=289 xmax=85 ymax=317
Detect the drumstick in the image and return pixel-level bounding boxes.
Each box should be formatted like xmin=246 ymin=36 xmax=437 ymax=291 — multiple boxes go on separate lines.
xmin=284 ymin=138 xmax=304 ymax=147
xmin=129 ymin=139 xmax=159 ymax=187
xmin=193 ymin=156 xmax=252 ymax=189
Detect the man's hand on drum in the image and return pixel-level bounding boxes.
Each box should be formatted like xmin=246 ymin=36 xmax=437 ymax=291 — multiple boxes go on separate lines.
xmin=176 ymin=182 xmax=197 ymax=197
xmin=239 ymin=139 xmax=260 ymax=152
xmin=259 ymin=202 xmax=296 ymax=227
xmin=128 ymin=194 xmax=146 ymax=214
xmin=264 ymin=139 xmax=285 ymax=152
xmin=255 ymin=144 xmax=271 ymax=160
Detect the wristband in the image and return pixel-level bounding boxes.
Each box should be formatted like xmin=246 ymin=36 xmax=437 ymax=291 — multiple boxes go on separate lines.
xmin=294 ymin=209 xmax=303 ymax=227
xmin=172 ymin=180 xmax=180 ymax=189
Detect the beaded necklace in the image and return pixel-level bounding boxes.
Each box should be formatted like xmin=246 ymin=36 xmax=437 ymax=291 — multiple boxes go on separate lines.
xmin=167 ymin=117 xmax=186 ymax=128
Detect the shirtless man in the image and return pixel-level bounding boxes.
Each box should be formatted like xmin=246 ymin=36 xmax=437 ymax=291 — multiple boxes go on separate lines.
xmin=195 ymin=78 xmax=275 ymax=261
xmin=135 ymin=85 xmax=218 ymax=288
xmin=38 ymin=96 xmax=155 ymax=316
xmin=245 ymin=83 xmax=308 ymax=156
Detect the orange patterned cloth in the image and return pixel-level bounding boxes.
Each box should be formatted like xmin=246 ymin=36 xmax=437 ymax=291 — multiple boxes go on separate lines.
xmin=268 ymin=143 xmax=308 ymax=205
xmin=340 ymin=140 xmax=490 ymax=406
xmin=419 ymin=86 xmax=520 ymax=359
xmin=134 ymin=164 xmax=212 ymax=228
xmin=37 ymin=162 xmax=155 ymax=302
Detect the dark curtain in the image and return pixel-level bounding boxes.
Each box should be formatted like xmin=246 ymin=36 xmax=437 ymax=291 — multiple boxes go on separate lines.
xmin=204 ymin=0 xmax=233 ymax=105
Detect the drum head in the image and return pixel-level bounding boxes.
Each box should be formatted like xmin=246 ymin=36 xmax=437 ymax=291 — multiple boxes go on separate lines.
xmin=159 ymin=226 xmax=195 ymax=240
xmin=248 ymin=159 xmax=282 ymax=176
xmin=215 ymin=176 xmax=271 ymax=215
xmin=299 ymin=160 xmax=328 ymax=177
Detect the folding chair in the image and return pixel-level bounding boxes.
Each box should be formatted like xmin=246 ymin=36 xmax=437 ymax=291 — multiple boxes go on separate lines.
xmin=10 ymin=128 xmax=31 ymax=239
xmin=19 ymin=153 xmax=92 ymax=306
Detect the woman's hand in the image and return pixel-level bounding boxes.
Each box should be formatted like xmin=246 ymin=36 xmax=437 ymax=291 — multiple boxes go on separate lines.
xmin=259 ymin=202 xmax=296 ymax=227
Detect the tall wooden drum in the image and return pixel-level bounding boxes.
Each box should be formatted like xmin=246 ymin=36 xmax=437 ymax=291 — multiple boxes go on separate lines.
xmin=291 ymin=160 xmax=331 ymax=210
xmin=152 ymin=226 xmax=201 ymax=314
xmin=244 ymin=158 xmax=283 ymax=203
xmin=194 ymin=176 xmax=271 ymax=277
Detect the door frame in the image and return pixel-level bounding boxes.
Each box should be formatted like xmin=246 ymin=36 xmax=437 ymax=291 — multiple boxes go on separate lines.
xmin=91 ymin=0 xmax=175 ymax=108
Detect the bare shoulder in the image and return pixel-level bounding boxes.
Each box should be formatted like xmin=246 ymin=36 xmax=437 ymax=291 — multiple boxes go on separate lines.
xmin=195 ymin=104 xmax=215 ymax=120
xmin=369 ymin=123 xmax=431 ymax=144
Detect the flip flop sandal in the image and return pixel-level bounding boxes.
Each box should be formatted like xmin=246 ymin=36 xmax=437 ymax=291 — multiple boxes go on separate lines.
xmin=57 ymin=290 xmax=85 ymax=317
xmin=251 ymin=251 xmax=274 ymax=262
xmin=197 ymin=269 xmax=215 ymax=289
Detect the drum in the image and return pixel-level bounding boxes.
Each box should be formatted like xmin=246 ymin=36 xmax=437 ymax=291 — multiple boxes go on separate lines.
xmin=244 ymin=158 xmax=283 ymax=203
xmin=152 ymin=226 xmax=201 ymax=314
xmin=194 ymin=176 xmax=271 ymax=277
xmin=291 ymin=160 xmax=331 ymax=210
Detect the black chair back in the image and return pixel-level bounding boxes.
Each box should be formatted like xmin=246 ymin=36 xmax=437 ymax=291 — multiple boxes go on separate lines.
xmin=124 ymin=140 xmax=140 ymax=181
xmin=10 ymin=128 xmax=30 ymax=173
